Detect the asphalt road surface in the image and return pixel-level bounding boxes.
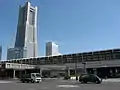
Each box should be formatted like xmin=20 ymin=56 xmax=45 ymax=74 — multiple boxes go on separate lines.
xmin=0 ymin=79 xmax=119 ymax=90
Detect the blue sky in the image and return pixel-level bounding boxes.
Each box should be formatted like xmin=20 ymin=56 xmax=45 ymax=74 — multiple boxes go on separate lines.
xmin=0 ymin=0 xmax=120 ymax=60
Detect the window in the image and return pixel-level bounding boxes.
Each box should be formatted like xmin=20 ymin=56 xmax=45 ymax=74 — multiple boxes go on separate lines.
xmin=67 ymin=58 xmax=74 ymax=63
xmin=93 ymin=55 xmax=99 ymax=61
xmin=105 ymin=54 xmax=112 ymax=60
xmin=7 ymin=64 xmax=10 ymax=68
xmin=31 ymin=74 xmax=35 ymax=77
xmin=23 ymin=74 xmax=30 ymax=78
xmin=113 ymin=54 xmax=120 ymax=59
xmin=36 ymin=74 xmax=41 ymax=77
xmin=112 ymin=50 xmax=120 ymax=59
xmin=99 ymin=56 xmax=105 ymax=60
xmin=57 ymin=56 xmax=62 ymax=64
xmin=29 ymin=10 xmax=35 ymax=25
xmin=87 ymin=55 xmax=93 ymax=61
xmin=53 ymin=58 xmax=58 ymax=64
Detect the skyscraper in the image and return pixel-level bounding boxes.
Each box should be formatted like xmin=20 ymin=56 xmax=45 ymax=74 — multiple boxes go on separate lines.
xmin=7 ymin=2 xmax=38 ymax=60
xmin=46 ymin=42 xmax=61 ymax=56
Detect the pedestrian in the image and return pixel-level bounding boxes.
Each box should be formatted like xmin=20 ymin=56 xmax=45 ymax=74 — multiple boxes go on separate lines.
xmin=76 ymin=76 xmax=78 ymax=81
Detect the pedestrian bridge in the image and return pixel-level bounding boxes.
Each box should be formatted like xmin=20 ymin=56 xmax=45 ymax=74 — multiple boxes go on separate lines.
xmin=4 ymin=59 xmax=120 ymax=70
xmin=4 ymin=63 xmax=67 ymax=70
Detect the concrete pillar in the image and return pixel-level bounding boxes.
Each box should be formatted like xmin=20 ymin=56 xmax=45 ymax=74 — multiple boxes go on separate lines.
xmin=24 ymin=70 xmax=27 ymax=74
xmin=67 ymin=68 xmax=70 ymax=76
xmin=115 ymin=68 xmax=118 ymax=73
xmin=83 ymin=64 xmax=87 ymax=73
xmin=90 ymin=69 xmax=92 ymax=74
xmin=110 ymin=69 xmax=112 ymax=74
xmin=94 ymin=69 xmax=97 ymax=75
xmin=20 ymin=70 xmax=22 ymax=78
xmin=40 ymin=68 xmax=42 ymax=76
xmin=13 ymin=69 xmax=16 ymax=79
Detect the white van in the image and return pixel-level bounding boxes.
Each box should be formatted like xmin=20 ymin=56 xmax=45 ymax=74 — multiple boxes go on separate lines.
xmin=20 ymin=73 xmax=42 ymax=83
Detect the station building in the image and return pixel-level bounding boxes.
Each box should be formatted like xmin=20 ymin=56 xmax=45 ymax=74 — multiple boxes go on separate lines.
xmin=1 ymin=48 xmax=120 ymax=78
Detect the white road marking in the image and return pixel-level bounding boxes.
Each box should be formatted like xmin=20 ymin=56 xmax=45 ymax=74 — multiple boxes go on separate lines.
xmin=28 ymin=88 xmax=41 ymax=90
xmin=41 ymin=87 xmax=49 ymax=89
xmin=103 ymin=79 xmax=120 ymax=82
xmin=57 ymin=85 xmax=79 ymax=88
xmin=0 ymin=81 xmax=14 ymax=83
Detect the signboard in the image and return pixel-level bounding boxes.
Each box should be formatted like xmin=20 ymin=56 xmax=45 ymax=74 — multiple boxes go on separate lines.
xmin=5 ymin=63 xmax=35 ymax=69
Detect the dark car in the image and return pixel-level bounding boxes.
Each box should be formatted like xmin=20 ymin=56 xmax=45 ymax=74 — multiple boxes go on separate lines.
xmin=79 ymin=74 xmax=102 ymax=84
xmin=64 ymin=75 xmax=71 ymax=80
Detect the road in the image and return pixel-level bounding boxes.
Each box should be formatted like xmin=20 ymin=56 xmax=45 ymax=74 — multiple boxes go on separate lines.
xmin=0 ymin=79 xmax=119 ymax=90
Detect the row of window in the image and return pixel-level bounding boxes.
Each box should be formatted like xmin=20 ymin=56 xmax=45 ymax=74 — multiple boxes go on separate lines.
xmin=4 ymin=53 xmax=120 ymax=65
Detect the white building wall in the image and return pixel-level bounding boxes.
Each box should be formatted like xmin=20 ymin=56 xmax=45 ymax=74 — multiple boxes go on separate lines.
xmin=24 ymin=2 xmax=38 ymax=58
xmin=51 ymin=42 xmax=59 ymax=56
xmin=46 ymin=42 xmax=61 ymax=56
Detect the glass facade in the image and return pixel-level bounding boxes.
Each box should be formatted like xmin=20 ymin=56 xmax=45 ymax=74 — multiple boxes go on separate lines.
xmin=7 ymin=48 xmax=27 ymax=60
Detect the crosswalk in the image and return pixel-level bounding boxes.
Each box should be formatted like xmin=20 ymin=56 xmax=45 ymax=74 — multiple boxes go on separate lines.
xmin=57 ymin=85 xmax=79 ymax=88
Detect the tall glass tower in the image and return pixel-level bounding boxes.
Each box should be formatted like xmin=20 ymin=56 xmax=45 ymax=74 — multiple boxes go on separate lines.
xmin=7 ymin=2 xmax=38 ymax=60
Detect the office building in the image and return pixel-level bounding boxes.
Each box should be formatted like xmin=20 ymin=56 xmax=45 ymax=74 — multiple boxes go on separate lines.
xmin=46 ymin=42 xmax=60 ymax=56
xmin=7 ymin=2 xmax=38 ymax=60
xmin=7 ymin=48 xmax=27 ymax=60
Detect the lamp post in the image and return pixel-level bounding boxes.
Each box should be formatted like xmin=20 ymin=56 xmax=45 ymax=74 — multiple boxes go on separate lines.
xmin=75 ymin=59 xmax=77 ymax=76
xmin=82 ymin=62 xmax=87 ymax=73
xmin=81 ymin=54 xmax=87 ymax=73
xmin=75 ymin=55 xmax=78 ymax=81
xmin=67 ymin=66 xmax=70 ymax=76
xmin=66 ymin=58 xmax=71 ymax=76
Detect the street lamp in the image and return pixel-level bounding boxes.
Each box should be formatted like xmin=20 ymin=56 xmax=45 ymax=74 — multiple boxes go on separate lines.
xmin=66 ymin=66 xmax=70 ymax=76
xmin=75 ymin=58 xmax=77 ymax=77
xmin=74 ymin=55 xmax=79 ymax=81
xmin=82 ymin=62 xmax=87 ymax=73
xmin=81 ymin=54 xmax=87 ymax=73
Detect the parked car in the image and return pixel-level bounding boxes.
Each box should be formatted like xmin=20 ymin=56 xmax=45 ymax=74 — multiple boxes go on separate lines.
xmin=79 ymin=74 xmax=102 ymax=84
xmin=64 ymin=75 xmax=71 ymax=80
xmin=20 ymin=73 xmax=42 ymax=83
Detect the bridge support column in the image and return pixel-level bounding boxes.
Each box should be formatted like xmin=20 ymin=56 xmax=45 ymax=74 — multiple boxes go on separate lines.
xmin=67 ymin=67 xmax=70 ymax=76
xmin=115 ymin=68 xmax=118 ymax=73
xmin=19 ymin=70 xmax=22 ymax=78
xmin=40 ymin=68 xmax=42 ymax=76
xmin=93 ymin=68 xmax=97 ymax=75
xmin=13 ymin=69 xmax=16 ymax=79
xmin=25 ymin=70 xmax=27 ymax=74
